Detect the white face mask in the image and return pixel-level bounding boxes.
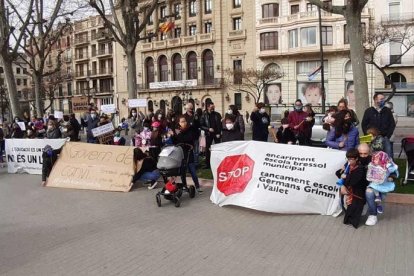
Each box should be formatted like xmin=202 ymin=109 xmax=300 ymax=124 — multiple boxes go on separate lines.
xmin=91 ymin=114 xmax=97 ymax=119
xmin=143 ymin=127 xmax=149 ymax=131
xmin=225 ymin=123 xmax=234 ymax=130
xmin=226 ymin=110 xmax=233 ymax=115
xmin=282 ymin=124 xmax=289 ymax=129
xmin=158 ymin=115 xmax=162 ymax=120
xmin=259 ymin=108 xmax=266 ymax=114
xmin=132 ymin=113 xmax=137 ymax=116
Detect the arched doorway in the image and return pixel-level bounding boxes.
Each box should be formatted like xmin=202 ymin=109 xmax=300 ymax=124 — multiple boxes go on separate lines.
xmin=148 ymin=100 xmax=154 ymax=113
xmin=387 ymin=72 xmax=407 ymax=88
xmin=171 ymin=96 xmax=183 ymax=115
xmin=160 ymin=100 xmax=166 ymax=114
xmin=202 ymin=50 xmax=214 ymax=85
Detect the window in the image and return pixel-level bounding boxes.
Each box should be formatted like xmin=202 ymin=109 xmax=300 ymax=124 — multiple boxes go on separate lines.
xmin=189 ymin=24 xmax=197 ymax=36
xmin=174 ymin=28 xmax=181 ymax=38
xmin=145 ymin=57 xmax=154 ymax=86
xmin=23 ymin=79 xmax=27 ymax=86
xmin=390 ymin=41 xmax=402 ymax=64
xmin=187 ymin=52 xmax=197 ymax=80
xmin=16 ymin=78 xmax=21 ymax=86
xmin=205 ymin=22 xmax=212 ymax=33
xmin=389 ymin=2 xmax=401 ymax=21
xmin=189 ymin=0 xmax=196 ymax=17
xmin=172 ymin=54 xmax=182 ymax=81
xmin=297 ymin=60 xmax=328 ymax=75
xmin=289 ymin=29 xmax=298 ymax=48
xmin=159 ymin=56 xmax=168 ymax=82
xmin=345 ymin=60 xmax=352 ymax=74
xmin=67 ymin=36 xmax=70 ymax=47
xmin=18 ymin=91 xmax=22 ymax=98
xmin=23 ymin=67 xmax=27 ymax=74
xmin=306 ymin=3 xmax=317 ymax=11
xmin=235 ymin=93 xmax=242 ymax=110
xmin=0 ymin=67 xmax=4 ymax=73
xmin=160 ymin=6 xmax=167 ymax=19
xmin=344 ymin=25 xmax=349 ymax=44
xmin=321 ymin=26 xmax=333 ymax=45
xmin=148 ymin=14 xmax=153 ymax=25
xmin=234 ymin=0 xmax=241 ymax=8
xmin=92 ymin=45 xmax=96 ymax=57
xmin=67 ymin=83 xmax=72 ymax=96
xmin=260 ymin=32 xmax=278 ymax=51
xmin=262 ymin=3 xmax=279 ymax=18
xmin=58 ymin=84 xmax=63 ymax=97
xmin=233 ymin=17 xmax=242 ymax=30
xmin=301 ymin=27 xmax=316 ymax=46
xmin=203 ymin=50 xmax=214 ymax=84
xmin=91 ymin=30 xmax=96 ymax=40
xmin=291 ymin=4 xmax=299 ymax=14
xmin=205 ymin=0 xmax=212 ymax=14
xmin=233 ymin=60 xmax=242 ymax=85
xmin=174 ymin=3 xmax=181 ymax=19
xmin=16 ymin=67 xmax=21 ymax=74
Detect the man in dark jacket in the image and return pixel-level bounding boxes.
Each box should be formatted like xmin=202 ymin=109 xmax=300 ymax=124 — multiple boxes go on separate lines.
xmin=200 ymin=102 xmax=222 ymax=169
xmin=361 ymin=93 xmax=396 ymax=139
xmin=250 ymin=102 xmax=270 ymax=142
xmin=84 ymin=109 xmax=100 ymax=143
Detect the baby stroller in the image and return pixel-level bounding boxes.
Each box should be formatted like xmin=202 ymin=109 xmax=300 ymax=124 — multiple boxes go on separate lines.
xmin=155 ymin=143 xmax=196 ymax=207
xmin=399 ymin=136 xmax=414 ymax=185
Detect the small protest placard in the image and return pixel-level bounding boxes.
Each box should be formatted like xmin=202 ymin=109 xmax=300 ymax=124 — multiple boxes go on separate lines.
xmin=100 ymin=104 xmax=116 ymax=114
xmin=128 ymin=98 xmax=147 ymax=108
xmin=72 ymin=96 xmax=89 ymax=113
xmin=91 ymin=123 xmax=115 ymax=137
xmin=54 ymin=110 xmax=64 ymax=119
xmin=17 ymin=122 xmax=26 ymax=131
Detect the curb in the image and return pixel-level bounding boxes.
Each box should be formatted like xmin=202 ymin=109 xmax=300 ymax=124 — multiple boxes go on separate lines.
xmin=198 ymin=178 xmax=414 ymax=205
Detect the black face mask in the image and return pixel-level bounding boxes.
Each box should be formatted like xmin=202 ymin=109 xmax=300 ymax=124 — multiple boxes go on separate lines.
xmin=359 ymin=156 xmax=371 ymax=166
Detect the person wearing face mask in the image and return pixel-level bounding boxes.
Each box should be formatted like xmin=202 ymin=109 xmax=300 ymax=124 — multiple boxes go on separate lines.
xmin=250 ymin=102 xmax=270 ymax=142
xmin=154 ymin=110 xmax=167 ymax=132
xmin=325 ymin=110 xmax=359 ymax=151
xmin=113 ymin=127 xmax=126 ymax=145
xmin=46 ymin=119 xmax=62 ymax=139
xmin=287 ymin=99 xmax=314 ymax=145
xmin=41 ymin=144 xmax=62 ymax=187
xmin=84 ymin=109 xmax=100 ymax=143
xmin=200 ymin=102 xmax=222 ymax=169
xmin=129 ymin=108 xmax=145 ymax=142
xmin=276 ymin=117 xmax=296 ymax=144
xmin=225 ymin=105 xmax=245 ymax=140
xmin=361 ymin=93 xmax=395 ymax=140
xmin=222 ymin=115 xmax=243 ymax=142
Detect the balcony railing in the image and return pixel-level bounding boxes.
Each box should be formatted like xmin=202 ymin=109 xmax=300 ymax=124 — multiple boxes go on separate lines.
xmin=97 ymin=31 xmax=113 ymax=40
xmin=141 ymin=33 xmax=214 ymax=51
xmin=97 ymin=48 xmax=113 ymax=56
xmin=99 ymin=67 xmax=114 ymax=75
xmin=258 ymin=10 xmax=333 ymax=26
xmin=74 ymin=37 xmax=89 ymax=45
xmin=228 ymin=29 xmax=246 ymax=40
xmin=75 ymin=53 xmax=89 ymax=60
xmin=74 ymin=71 xmax=87 ymax=78
xmin=381 ymin=12 xmax=414 ymax=24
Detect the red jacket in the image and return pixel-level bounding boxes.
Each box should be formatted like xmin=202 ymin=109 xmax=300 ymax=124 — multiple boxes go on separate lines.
xmin=288 ymin=110 xmax=312 ymax=136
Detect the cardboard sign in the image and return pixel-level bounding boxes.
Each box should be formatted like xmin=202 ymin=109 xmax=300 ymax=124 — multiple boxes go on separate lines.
xmin=210 ymin=141 xmax=346 ymax=215
xmin=91 ymin=123 xmax=115 ymax=137
xmin=5 ymin=139 xmax=67 ymax=174
xmin=54 ymin=110 xmax=63 ymax=119
xmin=100 ymin=104 xmax=116 ymax=114
xmin=72 ymin=96 xmax=89 ymax=113
xmin=46 ymin=142 xmax=135 ymax=192
xmin=128 ymin=98 xmax=147 ymax=108
xmin=17 ymin=122 xmax=26 ymax=131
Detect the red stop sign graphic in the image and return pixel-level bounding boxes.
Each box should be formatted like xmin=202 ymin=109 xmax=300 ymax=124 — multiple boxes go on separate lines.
xmin=217 ymin=154 xmax=255 ymax=196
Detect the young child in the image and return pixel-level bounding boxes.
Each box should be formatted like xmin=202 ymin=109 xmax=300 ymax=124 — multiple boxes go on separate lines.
xmin=119 ymin=118 xmax=129 ymax=136
xmin=366 ymin=151 xmax=398 ymax=213
xmin=134 ymin=120 xmax=152 ymax=148
xmin=276 ymin=117 xmax=296 ymax=144
xmin=366 ymin=127 xmax=392 ymax=159
xmin=113 ymin=127 xmax=126 ymax=145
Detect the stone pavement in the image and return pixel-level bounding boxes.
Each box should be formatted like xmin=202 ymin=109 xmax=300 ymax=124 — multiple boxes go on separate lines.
xmin=1 ymin=171 xmax=414 ymax=276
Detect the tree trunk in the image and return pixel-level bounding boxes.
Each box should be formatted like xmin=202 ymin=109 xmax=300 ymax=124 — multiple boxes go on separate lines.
xmin=0 ymin=56 xmax=22 ymax=118
xmin=33 ymin=73 xmax=44 ymax=117
xmin=126 ymin=48 xmax=137 ymax=100
xmin=346 ymin=9 xmax=369 ymax=123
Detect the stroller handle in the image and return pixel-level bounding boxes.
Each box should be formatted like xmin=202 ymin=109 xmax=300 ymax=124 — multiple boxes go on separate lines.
xmin=176 ymin=143 xmax=194 ymax=151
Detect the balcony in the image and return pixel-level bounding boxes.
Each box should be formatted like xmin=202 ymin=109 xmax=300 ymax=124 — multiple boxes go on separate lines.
xmin=99 ymin=67 xmax=114 ymax=76
xmin=74 ymin=71 xmax=88 ymax=78
xmin=381 ymin=12 xmax=414 ymax=25
xmin=74 ymin=53 xmax=89 ymax=62
xmin=97 ymin=31 xmax=113 ymax=40
xmin=228 ymin=29 xmax=246 ymax=41
xmin=74 ymin=37 xmax=89 ymax=46
xmin=257 ymin=11 xmax=333 ymax=28
xmin=380 ymin=55 xmax=414 ymax=67
xmin=97 ymin=48 xmax=113 ymax=57
xmin=141 ymin=33 xmax=215 ymax=52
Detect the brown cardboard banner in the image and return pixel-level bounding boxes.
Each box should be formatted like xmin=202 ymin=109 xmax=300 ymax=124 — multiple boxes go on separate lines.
xmin=72 ymin=96 xmax=89 ymax=113
xmin=46 ymin=142 xmax=134 ymax=192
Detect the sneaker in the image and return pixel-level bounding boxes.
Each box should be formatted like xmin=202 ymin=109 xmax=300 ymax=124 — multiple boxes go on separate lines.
xmin=197 ymin=188 xmax=203 ymax=194
xmin=365 ymin=215 xmax=378 ymax=226
xmin=374 ymin=196 xmax=382 ymax=203
xmin=376 ymin=205 xmax=384 ymax=214
xmin=147 ymin=181 xmax=158 ymax=190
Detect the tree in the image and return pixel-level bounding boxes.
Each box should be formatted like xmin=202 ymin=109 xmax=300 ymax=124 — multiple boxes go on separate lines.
xmin=365 ymin=23 xmax=414 ymax=101
xmin=89 ymin=0 xmax=158 ymax=100
xmin=308 ymin=0 xmax=369 ymax=121
xmin=0 ymin=0 xmax=34 ymax=118
xmin=225 ymin=67 xmax=283 ymax=104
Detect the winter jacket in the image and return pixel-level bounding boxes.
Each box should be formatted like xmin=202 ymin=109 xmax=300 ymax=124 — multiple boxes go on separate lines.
xmin=171 ymin=128 xmax=195 ymax=163
xmin=84 ymin=114 xmax=100 ymax=140
xmin=250 ymin=111 xmax=270 ymax=142
xmin=276 ymin=126 xmax=296 ymax=144
xmin=361 ymin=106 xmax=395 ymax=139
xmin=200 ymin=111 xmax=222 ymax=136
xmin=222 ymin=128 xmax=244 ymax=142
xmin=325 ymin=125 xmax=359 ymax=151
xmin=288 ymin=110 xmax=314 ymax=138
xmin=46 ymin=128 xmax=62 ymax=139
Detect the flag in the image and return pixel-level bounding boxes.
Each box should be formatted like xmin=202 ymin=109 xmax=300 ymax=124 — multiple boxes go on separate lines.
xmin=307 ymin=65 xmax=322 ymax=81
xmin=158 ymin=22 xmax=175 ymax=33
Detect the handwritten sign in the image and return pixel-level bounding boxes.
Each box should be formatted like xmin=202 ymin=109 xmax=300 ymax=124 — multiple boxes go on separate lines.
xmin=91 ymin=123 xmax=115 ymax=137
xmin=17 ymin=122 xmax=26 ymax=131
xmin=72 ymin=96 xmax=89 ymax=113
xmin=46 ymin=142 xmax=135 ymax=192
xmin=128 ymin=98 xmax=147 ymax=108
xmin=100 ymin=104 xmax=116 ymax=114
xmin=54 ymin=110 xmax=63 ymax=119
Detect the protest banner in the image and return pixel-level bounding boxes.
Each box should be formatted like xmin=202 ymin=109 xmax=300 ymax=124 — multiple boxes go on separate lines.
xmin=54 ymin=110 xmax=63 ymax=119
xmin=100 ymin=104 xmax=116 ymax=114
xmin=128 ymin=99 xmax=147 ymax=108
xmin=46 ymin=142 xmax=135 ymax=192
xmin=210 ymin=141 xmax=346 ymax=215
xmin=5 ymin=139 xmax=67 ymax=174
xmin=91 ymin=123 xmax=115 ymax=137
xmin=72 ymin=96 xmax=89 ymax=113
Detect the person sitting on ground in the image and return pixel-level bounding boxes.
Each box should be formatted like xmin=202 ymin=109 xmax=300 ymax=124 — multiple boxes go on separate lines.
xmin=276 ymin=117 xmax=296 ymax=144
xmin=325 ymin=110 xmax=359 ymax=151
xmin=366 ymin=127 xmax=393 ymax=159
xmin=222 ymin=114 xmax=243 ymax=142
xmin=41 ymin=145 xmax=62 ymax=186
xmin=131 ymin=148 xmax=160 ymax=189
xmin=113 ymin=127 xmax=126 ymax=145
xmin=46 ymin=119 xmax=62 ymax=139
xmin=339 ymin=148 xmax=367 ymax=229
xmin=365 ymin=151 xmax=398 ymax=226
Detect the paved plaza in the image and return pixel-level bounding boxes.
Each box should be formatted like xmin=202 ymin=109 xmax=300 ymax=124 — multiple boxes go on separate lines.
xmin=1 ymin=169 xmax=414 ymax=276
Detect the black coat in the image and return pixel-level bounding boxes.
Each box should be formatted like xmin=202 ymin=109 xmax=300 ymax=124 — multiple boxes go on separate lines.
xmin=250 ymin=111 xmax=270 ymax=141
xmin=361 ymin=106 xmax=395 ymax=138
xmin=42 ymin=148 xmax=61 ymax=181
xmin=343 ymin=165 xmax=367 ymax=228
xmin=276 ymin=127 xmax=296 ymax=144
xmin=200 ymin=111 xmax=222 ymax=136
xmin=171 ymin=128 xmax=195 ymax=164
xmin=222 ymin=128 xmax=243 ymax=142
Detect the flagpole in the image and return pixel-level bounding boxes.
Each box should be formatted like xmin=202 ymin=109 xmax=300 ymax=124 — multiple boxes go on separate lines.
xmin=318 ymin=6 xmax=326 ymax=114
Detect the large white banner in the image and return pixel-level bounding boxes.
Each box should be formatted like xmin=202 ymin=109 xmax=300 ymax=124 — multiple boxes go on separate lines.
xmin=5 ymin=139 xmax=67 ymax=175
xmin=210 ymin=141 xmax=346 ymax=215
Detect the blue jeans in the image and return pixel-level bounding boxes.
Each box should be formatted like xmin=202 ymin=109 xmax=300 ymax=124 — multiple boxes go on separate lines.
xmin=87 ymin=137 xmax=97 ymax=143
xmin=138 ymin=170 xmax=160 ymax=182
xmin=366 ymin=188 xmax=378 ymax=216
xmin=180 ymin=162 xmax=200 ymax=189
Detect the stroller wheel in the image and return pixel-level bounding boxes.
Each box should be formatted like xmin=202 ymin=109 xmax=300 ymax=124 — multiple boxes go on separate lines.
xmin=174 ymin=197 xmax=181 ymax=208
xmin=156 ymin=194 xmax=162 ymax=207
xmin=189 ymin=186 xmax=196 ymax=198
